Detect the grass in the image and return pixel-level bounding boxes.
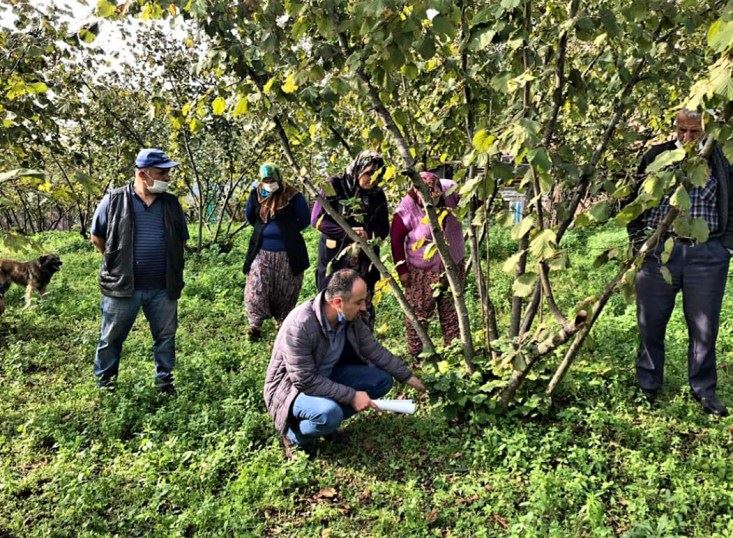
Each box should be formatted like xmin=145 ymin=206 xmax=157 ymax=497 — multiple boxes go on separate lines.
xmin=0 ymin=225 xmax=731 ymax=536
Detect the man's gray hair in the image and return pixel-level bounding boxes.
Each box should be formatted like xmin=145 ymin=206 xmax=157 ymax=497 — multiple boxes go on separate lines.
xmin=678 ymin=108 xmax=702 ymax=120
xmin=325 ymin=269 xmax=362 ymax=301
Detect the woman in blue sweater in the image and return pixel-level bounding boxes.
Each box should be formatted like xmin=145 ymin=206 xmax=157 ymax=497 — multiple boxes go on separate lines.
xmin=243 ymin=163 xmax=310 ymax=341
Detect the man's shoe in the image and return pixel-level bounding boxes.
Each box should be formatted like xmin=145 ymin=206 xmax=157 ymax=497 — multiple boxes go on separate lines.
xmin=98 ymin=383 xmax=116 ymax=394
xmin=158 ymin=383 xmax=176 ymax=396
xmin=248 ymin=327 xmax=262 ymax=342
xmin=692 ymin=393 xmax=728 ymax=417
xmin=323 ymin=430 xmax=350 ymax=445
xmin=640 ymin=388 xmax=658 ymax=404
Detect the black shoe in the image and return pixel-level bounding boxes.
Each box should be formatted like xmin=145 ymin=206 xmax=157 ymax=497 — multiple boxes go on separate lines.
xmin=323 ymin=430 xmax=350 ymax=445
xmin=640 ymin=388 xmax=658 ymax=404
xmin=248 ymin=327 xmax=262 ymax=342
xmin=691 ymin=392 xmax=728 ymax=417
xmin=98 ymin=383 xmax=116 ymax=394
xmin=158 ymin=383 xmax=176 ymax=396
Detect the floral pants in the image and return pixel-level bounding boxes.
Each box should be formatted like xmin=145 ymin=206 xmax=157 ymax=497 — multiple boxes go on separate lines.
xmin=403 ymin=265 xmax=464 ymax=356
xmin=244 ymin=250 xmax=304 ymax=330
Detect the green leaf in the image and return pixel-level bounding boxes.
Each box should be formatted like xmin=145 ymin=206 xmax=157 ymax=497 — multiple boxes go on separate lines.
xmin=646 ymin=148 xmax=686 ymax=173
xmin=472 ymin=129 xmax=495 ymax=153
xmin=690 ymin=218 xmax=709 ymax=244
xmin=660 ymin=237 xmax=674 ymax=265
xmin=512 ymin=272 xmax=537 ymax=297
xmin=468 ymin=28 xmax=495 ymax=51
xmin=431 ymin=15 xmax=454 ymax=37
xmin=688 ymin=162 xmax=709 ymax=187
xmin=510 ymin=214 xmax=535 ymax=240
xmin=588 ymin=201 xmax=610 ymax=223
xmin=502 ymin=251 xmax=524 ymax=274
xmin=709 ymin=60 xmax=733 ymax=100
xmin=78 ymin=26 xmax=98 ymax=44
xmin=707 ymin=19 xmax=733 ymax=53
xmin=660 ymin=265 xmax=672 ymax=285
xmin=529 ymin=229 xmax=557 ymax=260
xmin=669 ymin=185 xmax=691 ymax=211
xmin=527 ymin=147 xmax=551 ymax=172
xmin=547 ymin=251 xmax=569 ymax=271
xmin=212 ymin=96 xmax=226 ymax=116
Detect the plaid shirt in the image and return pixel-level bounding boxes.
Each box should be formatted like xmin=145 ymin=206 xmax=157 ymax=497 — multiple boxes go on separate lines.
xmin=645 ymin=175 xmax=719 ymax=234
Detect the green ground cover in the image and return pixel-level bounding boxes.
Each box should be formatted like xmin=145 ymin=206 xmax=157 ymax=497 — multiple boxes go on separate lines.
xmin=0 ymin=226 xmax=731 ymax=537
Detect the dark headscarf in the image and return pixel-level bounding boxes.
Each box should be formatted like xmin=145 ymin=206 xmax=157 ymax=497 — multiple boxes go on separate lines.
xmin=343 ymin=150 xmax=385 ymax=194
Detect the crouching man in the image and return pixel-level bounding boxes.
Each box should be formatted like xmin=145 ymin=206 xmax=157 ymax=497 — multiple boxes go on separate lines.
xmin=264 ymin=268 xmax=425 ymax=457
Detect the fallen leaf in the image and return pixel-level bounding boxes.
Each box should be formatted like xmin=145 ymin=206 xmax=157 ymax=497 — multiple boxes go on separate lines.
xmin=315 ymin=487 xmax=337 ymax=501
xmin=493 ymin=513 xmax=509 ymax=529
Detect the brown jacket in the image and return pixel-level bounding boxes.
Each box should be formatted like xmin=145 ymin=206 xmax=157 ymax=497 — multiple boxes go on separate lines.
xmin=263 ymin=291 xmax=413 ymax=434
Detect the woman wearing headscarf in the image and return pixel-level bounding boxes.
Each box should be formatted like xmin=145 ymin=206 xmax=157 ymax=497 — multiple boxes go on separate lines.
xmin=391 ymin=171 xmax=465 ymax=358
xmin=243 ymin=163 xmax=310 ymax=341
xmin=310 ymin=150 xmax=389 ymax=324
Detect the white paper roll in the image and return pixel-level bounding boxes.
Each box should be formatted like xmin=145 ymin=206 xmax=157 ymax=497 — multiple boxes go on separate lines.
xmin=373 ymin=399 xmax=416 ymax=414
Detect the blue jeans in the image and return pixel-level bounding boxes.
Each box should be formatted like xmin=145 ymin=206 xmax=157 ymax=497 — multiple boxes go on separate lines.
xmin=286 ymin=364 xmax=394 ymax=446
xmin=93 ymin=289 xmax=178 ymax=387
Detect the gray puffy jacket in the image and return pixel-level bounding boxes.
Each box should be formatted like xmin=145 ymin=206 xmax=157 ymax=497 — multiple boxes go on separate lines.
xmin=263 ymin=291 xmax=413 ymax=434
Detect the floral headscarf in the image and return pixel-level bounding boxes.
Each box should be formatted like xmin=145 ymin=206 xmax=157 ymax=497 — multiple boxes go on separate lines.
xmin=344 ymin=150 xmax=385 ymax=194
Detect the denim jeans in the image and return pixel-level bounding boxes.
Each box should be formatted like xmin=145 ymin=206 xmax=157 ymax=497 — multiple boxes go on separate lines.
xmin=286 ymin=364 xmax=394 ymax=446
xmin=93 ymin=289 xmax=178 ymax=387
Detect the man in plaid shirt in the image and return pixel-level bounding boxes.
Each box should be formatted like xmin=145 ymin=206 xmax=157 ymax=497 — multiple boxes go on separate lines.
xmin=628 ymin=109 xmax=732 ymax=416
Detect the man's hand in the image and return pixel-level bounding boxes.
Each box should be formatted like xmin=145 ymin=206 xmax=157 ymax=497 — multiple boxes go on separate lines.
xmin=351 ymin=390 xmax=377 ymax=412
xmin=405 ymin=375 xmax=426 ymax=392
xmin=90 ymin=234 xmax=106 ymax=254
xmin=353 ymin=227 xmax=368 ymax=239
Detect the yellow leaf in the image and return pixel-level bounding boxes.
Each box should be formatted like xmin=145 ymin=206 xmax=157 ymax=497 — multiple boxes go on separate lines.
xmin=233 ymin=96 xmax=248 ymax=117
xmin=212 ymin=96 xmax=226 ymax=116
xmin=168 ymin=4 xmax=177 ymax=16
xmin=282 ymin=72 xmax=299 ymax=94
xmin=181 ymin=102 xmax=192 ymax=117
xmin=263 ymin=77 xmax=276 ymax=94
xmin=189 ymin=118 xmax=202 ymax=133
xmin=96 ymin=0 xmax=116 ymax=18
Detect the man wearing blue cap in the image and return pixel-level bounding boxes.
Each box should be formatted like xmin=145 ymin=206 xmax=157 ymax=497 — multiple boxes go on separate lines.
xmin=90 ymin=148 xmax=189 ymax=394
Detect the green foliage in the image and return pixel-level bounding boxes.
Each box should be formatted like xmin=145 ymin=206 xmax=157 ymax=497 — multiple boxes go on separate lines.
xmin=0 ymin=228 xmax=732 ymax=536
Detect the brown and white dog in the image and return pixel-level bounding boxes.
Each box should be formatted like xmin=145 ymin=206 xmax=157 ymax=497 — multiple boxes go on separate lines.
xmin=0 ymin=254 xmax=62 ymax=309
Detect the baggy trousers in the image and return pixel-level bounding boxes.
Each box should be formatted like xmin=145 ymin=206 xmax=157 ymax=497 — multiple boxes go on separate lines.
xmin=635 ymin=238 xmax=730 ymax=398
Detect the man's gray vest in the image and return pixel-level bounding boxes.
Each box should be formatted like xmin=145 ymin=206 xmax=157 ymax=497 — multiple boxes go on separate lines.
xmin=99 ymin=184 xmax=186 ymax=299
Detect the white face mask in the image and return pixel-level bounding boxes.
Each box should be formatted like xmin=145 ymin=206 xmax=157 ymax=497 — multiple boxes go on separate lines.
xmin=675 ymin=137 xmax=707 ymax=152
xmin=147 ymin=180 xmax=169 ymax=194
xmin=261 ymin=181 xmax=279 ymax=193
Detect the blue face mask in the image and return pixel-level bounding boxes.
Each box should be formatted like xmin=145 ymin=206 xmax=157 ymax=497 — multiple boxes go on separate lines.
xmin=337 ymin=309 xmax=346 ymax=323
xmin=259 ymin=188 xmax=271 ymax=198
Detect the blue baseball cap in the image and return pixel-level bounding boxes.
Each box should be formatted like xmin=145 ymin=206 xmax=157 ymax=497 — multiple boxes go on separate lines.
xmin=135 ymin=148 xmax=179 ymax=169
